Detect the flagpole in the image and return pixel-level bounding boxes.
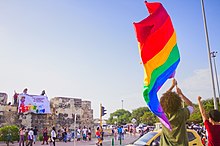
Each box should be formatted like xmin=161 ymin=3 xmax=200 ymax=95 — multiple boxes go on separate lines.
xmin=200 ymin=0 xmax=218 ymax=109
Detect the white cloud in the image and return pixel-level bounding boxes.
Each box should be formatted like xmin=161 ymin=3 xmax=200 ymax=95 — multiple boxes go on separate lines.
xmin=178 ymin=68 xmax=217 ymax=103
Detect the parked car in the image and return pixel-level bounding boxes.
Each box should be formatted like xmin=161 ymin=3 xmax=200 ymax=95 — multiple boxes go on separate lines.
xmin=126 ymin=129 xmax=203 ymax=146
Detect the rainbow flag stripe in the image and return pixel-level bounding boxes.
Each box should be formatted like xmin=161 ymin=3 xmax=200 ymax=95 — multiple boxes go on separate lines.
xmin=133 ymin=1 xmax=180 ymax=130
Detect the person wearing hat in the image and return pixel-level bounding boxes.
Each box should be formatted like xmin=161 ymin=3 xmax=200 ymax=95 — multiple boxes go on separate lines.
xmin=198 ymin=96 xmax=220 ymax=146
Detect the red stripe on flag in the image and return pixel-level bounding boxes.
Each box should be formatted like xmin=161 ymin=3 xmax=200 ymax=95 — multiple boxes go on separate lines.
xmin=133 ymin=2 xmax=174 ymax=64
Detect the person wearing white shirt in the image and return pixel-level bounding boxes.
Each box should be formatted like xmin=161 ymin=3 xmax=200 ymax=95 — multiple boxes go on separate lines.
xmin=82 ymin=126 xmax=87 ymax=141
xmin=27 ymin=128 xmax=34 ymax=146
xmin=51 ymin=127 xmax=56 ymax=146
xmin=76 ymin=128 xmax=81 ymax=141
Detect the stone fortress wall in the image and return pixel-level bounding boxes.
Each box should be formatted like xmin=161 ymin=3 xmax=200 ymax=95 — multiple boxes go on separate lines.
xmin=0 ymin=94 xmax=94 ymax=131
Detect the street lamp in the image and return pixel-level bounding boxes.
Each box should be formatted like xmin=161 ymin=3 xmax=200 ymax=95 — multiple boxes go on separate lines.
xmin=211 ymin=51 xmax=220 ymax=104
xmin=121 ymin=99 xmax=124 ymax=109
xmin=200 ymin=0 xmax=218 ymax=109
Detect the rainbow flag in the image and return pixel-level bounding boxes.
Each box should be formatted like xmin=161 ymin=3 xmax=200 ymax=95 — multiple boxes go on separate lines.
xmin=133 ymin=1 xmax=180 ymax=130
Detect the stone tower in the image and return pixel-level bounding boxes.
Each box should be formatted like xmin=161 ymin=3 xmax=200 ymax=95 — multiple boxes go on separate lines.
xmin=50 ymin=97 xmax=94 ymax=129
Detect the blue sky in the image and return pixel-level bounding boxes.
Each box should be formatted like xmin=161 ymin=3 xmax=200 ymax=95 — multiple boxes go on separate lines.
xmin=0 ymin=0 xmax=220 ymax=119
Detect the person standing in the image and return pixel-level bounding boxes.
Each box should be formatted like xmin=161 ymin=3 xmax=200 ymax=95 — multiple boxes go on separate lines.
xmin=41 ymin=90 xmax=46 ymax=96
xmin=76 ymin=127 xmax=81 ymax=141
xmin=13 ymin=90 xmax=18 ymax=105
xmin=117 ymin=126 xmax=122 ymax=140
xmin=95 ymin=127 xmax=101 ymax=146
xmin=63 ymin=127 xmax=67 ymax=142
xmin=132 ymin=125 xmax=136 ymax=136
xmin=33 ymin=126 xmax=38 ymax=144
xmin=198 ymin=96 xmax=220 ymax=146
xmin=23 ymin=88 xmax=28 ymax=94
xmin=25 ymin=128 xmax=29 ymax=146
xmin=51 ymin=127 xmax=57 ymax=146
xmin=82 ymin=126 xmax=87 ymax=141
xmin=114 ymin=127 xmax=118 ymax=141
xmin=6 ymin=129 xmax=13 ymax=145
xmin=87 ymin=127 xmax=92 ymax=141
xmin=27 ymin=128 xmax=34 ymax=146
xmin=42 ymin=127 xmax=48 ymax=145
xmin=121 ymin=126 xmax=125 ymax=140
xmin=19 ymin=127 xmax=25 ymax=146
xmin=160 ymin=79 xmax=194 ymax=146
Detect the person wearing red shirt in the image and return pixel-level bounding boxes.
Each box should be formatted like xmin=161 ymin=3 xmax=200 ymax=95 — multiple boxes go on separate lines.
xmin=198 ymin=96 xmax=220 ymax=146
xmin=95 ymin=127 xmax=101 ymax=146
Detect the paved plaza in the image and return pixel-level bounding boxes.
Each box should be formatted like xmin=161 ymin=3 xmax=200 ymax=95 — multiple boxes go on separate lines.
xmin=0 ymin=134 xmax=139 ymax=146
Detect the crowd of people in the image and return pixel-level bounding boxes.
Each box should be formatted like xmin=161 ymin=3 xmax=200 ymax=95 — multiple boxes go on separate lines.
xmin=18 ymin=126 xmax=93 ymax=146
xmin=111 ymin=125 xmax=145 ymax=141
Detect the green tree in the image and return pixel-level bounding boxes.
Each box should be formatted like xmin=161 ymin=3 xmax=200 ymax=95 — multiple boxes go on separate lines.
xmin=0 ymin=125 xmax=19 ymax=142
xmin=188 ymin=104 xmax=202 ymax=123
xmin=140 ymin=111 xmax=158 ymax=125
xmin=107 ymin=98 xmax=220 ymax=126
xmin=107 ymin=109 xmax=131 ymax=125
xmin=130 ymin=107 xmax=150 ymax=125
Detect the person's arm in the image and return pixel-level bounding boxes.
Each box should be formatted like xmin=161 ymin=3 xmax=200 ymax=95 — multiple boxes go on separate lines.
xmin=198 ymin=96 xmax=208 ymax=122
xmin=167 ymin=78 xmax=177 ymax=92
xmin=176 ymin=86 xmax=193 ymax=107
